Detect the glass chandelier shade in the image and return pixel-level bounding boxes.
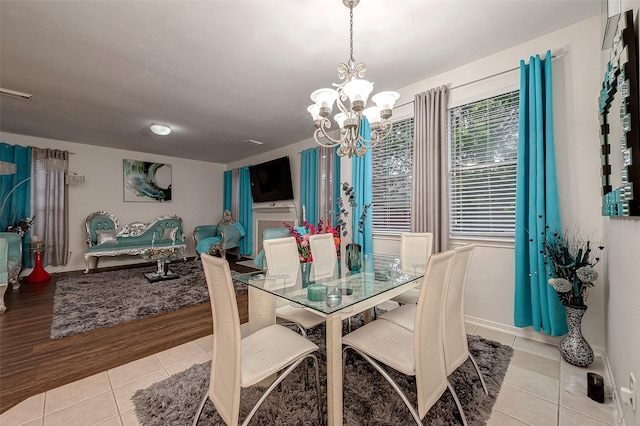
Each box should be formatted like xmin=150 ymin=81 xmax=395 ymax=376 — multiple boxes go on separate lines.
xmin=308 ymin=0 xmax=399 ymax=158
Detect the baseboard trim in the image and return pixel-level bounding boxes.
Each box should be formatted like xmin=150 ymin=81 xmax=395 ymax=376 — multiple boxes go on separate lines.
xmin=465 ymin=315 xmax=606 ymax=356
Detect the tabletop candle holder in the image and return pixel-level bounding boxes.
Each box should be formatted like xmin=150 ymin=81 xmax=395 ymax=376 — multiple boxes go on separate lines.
xmin=307 ymin=284 xmax=327 ymax=302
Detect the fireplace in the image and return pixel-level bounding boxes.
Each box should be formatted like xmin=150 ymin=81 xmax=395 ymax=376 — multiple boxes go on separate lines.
xmin=256 ymin=220 xmax=295 ymax=254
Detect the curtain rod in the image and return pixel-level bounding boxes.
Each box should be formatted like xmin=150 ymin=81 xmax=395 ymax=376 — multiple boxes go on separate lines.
xmin=394 ymin=52 xmax=558 ymax=109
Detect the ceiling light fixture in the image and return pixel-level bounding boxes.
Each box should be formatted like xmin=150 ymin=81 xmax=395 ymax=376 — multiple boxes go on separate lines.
xmin=308 ymin=0 xmax=399 ymax=158
xmin=244 ymin=139 xmax=264 ymax=146
xmin=150 ymin=123 xmax=171 ymax=136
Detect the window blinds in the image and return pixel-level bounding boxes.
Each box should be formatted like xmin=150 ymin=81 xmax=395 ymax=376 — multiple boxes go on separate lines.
xmin=448 ymin=90 xmax=519 ymax=240
xmin=371 ymin=117 xmax=414 ymax=233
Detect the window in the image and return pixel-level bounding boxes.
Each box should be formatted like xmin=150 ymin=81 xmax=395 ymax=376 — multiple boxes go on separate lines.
xmin=318 ymin=146 xmax=337 ymax=222
xmin=448 ymin=90 xmax=519 ymax=240
xmin=371 ymin=117 xmax=414 ymax=233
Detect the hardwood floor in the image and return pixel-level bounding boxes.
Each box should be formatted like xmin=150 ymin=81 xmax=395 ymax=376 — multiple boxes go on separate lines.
xmin=0 ymin=257 xmax=254 ymax=414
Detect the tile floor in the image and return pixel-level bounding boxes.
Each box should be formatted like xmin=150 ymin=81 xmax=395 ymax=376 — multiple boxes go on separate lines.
xmin=1 ymin=323 xmax=615 ymax=426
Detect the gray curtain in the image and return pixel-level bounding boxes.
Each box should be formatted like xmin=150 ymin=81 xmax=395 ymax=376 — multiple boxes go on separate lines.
xmin=318 ymin=146 xmax=336 ymax=223
xmin=411 ymin=86 xmax=449 ymax=253
xmin=30 ymin=148 xmax=69 ymax=266
xmin=231 ymin=168 xmax=240 ymax=220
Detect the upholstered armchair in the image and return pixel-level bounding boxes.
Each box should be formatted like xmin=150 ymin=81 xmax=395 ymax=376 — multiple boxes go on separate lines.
xmin=193 ymin=210 xmax=245 ymax=259
xmin=0 ymin=232 xmax=22 ymax=290
xmin=253 ymin=226 xmax=307 ymax=269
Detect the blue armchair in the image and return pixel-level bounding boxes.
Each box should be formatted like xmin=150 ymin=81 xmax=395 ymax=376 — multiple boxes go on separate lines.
xmin=193 ymin=210 xmax=245 ymax=259
xmin=253 ymin=226 xmax=307 ymax=269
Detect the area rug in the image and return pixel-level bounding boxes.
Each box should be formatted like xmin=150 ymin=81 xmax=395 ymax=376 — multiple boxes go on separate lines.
xmin=50 ymin=261 xmax=250 ymax=339
xmin=132 ymin=319 xmax=513 ymax=426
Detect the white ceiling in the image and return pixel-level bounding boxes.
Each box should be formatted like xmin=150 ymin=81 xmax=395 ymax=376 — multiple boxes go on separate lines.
xmin=0 ymin=0 xmax=602 ymax=164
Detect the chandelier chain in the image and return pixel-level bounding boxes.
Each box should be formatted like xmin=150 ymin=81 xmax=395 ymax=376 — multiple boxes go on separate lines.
xmin=349 ymin=6 xmax=354 ymax=63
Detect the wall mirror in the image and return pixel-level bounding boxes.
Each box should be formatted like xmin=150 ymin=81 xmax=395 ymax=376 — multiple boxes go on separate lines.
xmin=599 ymin=10 xmax=640 ymax=216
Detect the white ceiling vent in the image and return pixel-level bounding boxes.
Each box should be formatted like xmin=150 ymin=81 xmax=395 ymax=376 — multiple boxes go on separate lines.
xmin=0 ymin=88 xmax=32 ymax=100
xmin=244 ymin=139 xmax=264 ymax=146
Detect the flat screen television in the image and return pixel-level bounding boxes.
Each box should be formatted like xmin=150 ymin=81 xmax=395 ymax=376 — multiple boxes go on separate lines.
xmin=248 ymin=156 xmax=294 ymax=202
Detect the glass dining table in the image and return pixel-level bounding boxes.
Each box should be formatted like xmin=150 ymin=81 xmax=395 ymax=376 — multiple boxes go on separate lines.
xmin=233 ymin=254 xmax=425 ymax=426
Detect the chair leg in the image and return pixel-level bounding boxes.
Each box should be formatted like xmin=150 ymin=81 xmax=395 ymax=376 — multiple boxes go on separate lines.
xmin=310 ymin=355 xmax=323 ymax=426
xmin=344 ymin=346 xmax=423 ymax=425
xmin=242 ymin=354 xmax=317 ymax=426
xmin=447 ymin=380 xmax=469 ymax=426
xmin=468 ymin=354 xmax=489 ymax=396
xmin=191 ymin=390 xmax=209 ymax=426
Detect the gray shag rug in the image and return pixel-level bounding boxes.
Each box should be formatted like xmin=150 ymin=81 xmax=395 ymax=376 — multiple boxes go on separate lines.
xmin=132 ymin=318 xmax=513 ymax=425
xmin=51 ymin=261 xmax=248 ymax=339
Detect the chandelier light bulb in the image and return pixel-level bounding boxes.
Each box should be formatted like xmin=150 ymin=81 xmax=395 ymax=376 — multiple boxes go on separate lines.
xmin=362 ymin=107 xmax=382 ymax=128
xmin=334 ymin=112 xmax=347 ymax=129
xmin=372 ymin=91 xmax=400 ymax=119
xmin=343 ymin=79 xmax=373 ymax=111
xmin=311 ymin=88 xmax=338 ymax=117
xmin=307 ymin=104 xmax=322 ymax=122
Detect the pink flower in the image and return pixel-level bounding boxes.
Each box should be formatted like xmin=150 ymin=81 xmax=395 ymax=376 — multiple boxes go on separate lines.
xmin=300 ymin=240 xmax=309 ymax=247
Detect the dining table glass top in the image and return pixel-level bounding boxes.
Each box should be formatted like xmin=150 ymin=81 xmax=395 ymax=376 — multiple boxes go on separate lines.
xmin=233 ymin=254 xmax=425 ymax=315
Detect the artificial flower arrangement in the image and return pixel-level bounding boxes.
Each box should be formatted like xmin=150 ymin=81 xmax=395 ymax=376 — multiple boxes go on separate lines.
xmin=543 ymin=226 xmax=604 ymax=307
xmin=284 ymin=219 xmax=340 ymax=263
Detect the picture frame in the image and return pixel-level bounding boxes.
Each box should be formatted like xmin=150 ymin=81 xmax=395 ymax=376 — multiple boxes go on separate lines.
xmin=123 ymin=159 xmax=172 ymax=202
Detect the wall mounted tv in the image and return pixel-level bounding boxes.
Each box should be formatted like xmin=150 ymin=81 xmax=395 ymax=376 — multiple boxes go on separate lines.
xmin=248 ymin=156 xmax=294 ymax=203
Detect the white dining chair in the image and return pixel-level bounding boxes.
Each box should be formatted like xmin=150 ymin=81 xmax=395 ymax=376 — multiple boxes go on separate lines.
xmin=390 ymin=232 xmax=433 ymax=305
xmin=308 ymin=233 xmax=339 ymax=281
xmin=263 ymin=237 xmax=325 ymax=335
xmin=193 ymin=254 xmax=321 ymax=426
xmin=342 ymin=250 xmax=468 ymax=425
xmin=442 ymin=244 xmax=488 ymax=395
xmin=380 ymin=244 xmax=488 ymax=398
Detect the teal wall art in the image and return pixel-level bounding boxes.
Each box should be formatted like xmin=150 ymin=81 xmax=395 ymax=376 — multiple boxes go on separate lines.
xmin=123 ymin=159 xmax=172 ymax=202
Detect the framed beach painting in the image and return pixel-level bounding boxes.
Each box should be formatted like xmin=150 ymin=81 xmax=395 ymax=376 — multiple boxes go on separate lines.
xmin=123 ymin=159 xmax=172 ymax=202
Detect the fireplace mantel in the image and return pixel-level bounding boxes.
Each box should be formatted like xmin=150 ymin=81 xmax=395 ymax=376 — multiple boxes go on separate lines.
xmin=252 ymin=201 xmax=295 ymax=213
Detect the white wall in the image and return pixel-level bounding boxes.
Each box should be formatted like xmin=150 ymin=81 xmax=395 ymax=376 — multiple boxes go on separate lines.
xmin=604 ymin=4 xmax=640 ymax=425
xmin=0 ymin=132 xmax=226 ymax=272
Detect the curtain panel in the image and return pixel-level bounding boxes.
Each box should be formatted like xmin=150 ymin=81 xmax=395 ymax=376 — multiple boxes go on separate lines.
xmin=0 ymin=143 xmax=32 ymax=266
xmin=301 ymin=148 xmax=318 ymax=225
xmin=223 ymin=170 xmax=232 ymax=212
xmin=411 ymin=86 xmax=449 ymax=253
xmin=514 ymin=50 xmax=566 ymax=336
xmin=352 ymin=119 xmax=373 ymax=256
xmin=31 ymin=147 xmax=69 ymax=266
xmin=238 ymin=166 xmax=253 ymax=256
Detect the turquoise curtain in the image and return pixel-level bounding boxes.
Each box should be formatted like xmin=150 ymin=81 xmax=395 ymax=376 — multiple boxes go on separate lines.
xmin=301 ymin=148 xmax=318 ymax=225
xmin=238 ymin=166 xmax=253 ymax=256
xmin=0 ymin=143 xmax=32 ymax=266
xmin=223 ymin=170 xmax=232 ymax=212
xmin=333 ymin=147 xmax=341 ymax=227
xmin=352 ymin=119 xmax=373 ymax=257
xmin=514 ymin=51 xmax=566 ymax=336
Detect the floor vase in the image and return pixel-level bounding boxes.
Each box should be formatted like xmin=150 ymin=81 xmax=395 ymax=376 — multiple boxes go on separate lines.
xmin=559 ymin=305 xmax=594 ymax=367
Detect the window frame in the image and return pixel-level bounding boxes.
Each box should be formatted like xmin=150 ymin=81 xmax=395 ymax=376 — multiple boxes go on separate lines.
xmin=371 ymin=116 xmax=414 ymax=234
xmin=447 ymin=89 xmax=520 ymax=243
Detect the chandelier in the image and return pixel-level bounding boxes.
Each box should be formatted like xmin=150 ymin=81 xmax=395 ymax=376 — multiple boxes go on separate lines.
xmin=307 ymin=0 xmax=400 ymax=158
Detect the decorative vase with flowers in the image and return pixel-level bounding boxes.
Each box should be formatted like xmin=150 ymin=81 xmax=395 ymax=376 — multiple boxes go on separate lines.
xmin=335 ymin=182 xmax=370 ymax=272
xmin=283 ymin=219 xmax=340 ymax=263
xmin=543 ymin=226 xmax=604 ymax=367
